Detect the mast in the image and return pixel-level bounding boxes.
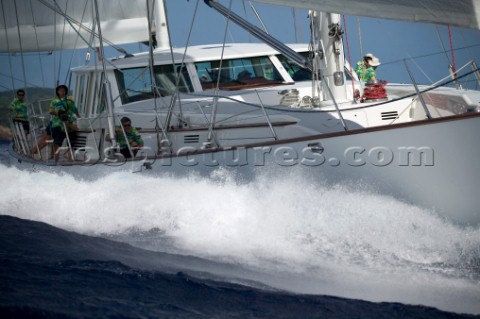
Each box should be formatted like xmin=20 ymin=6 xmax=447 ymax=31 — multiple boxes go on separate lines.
xmin=154 ymin=0 xmax=170 ymax=50
xmin=93 ymin=0 xmax=116 ymax=148
xmin=311 ymin=11 xmax=348 ymax=104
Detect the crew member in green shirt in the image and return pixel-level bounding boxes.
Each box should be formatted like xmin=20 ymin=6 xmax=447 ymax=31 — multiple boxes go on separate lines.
xmin=9 ymin=89 xmax=29 ymax=134
xmin=106 ymin=117 xmax=144 ymax=159
xmin=355 ymin=53 xmax=381 ymax=83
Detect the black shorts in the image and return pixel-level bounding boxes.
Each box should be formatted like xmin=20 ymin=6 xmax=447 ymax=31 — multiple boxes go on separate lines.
xmin=120 ymin=147 xmax=138 ymax=159
xmin=50 ymin=125 xmax=77 ymax=147
xmin=51 ymin=126 xmax=66 ymax=146
xmin=45 ymin=123 xmax=52 ymax=136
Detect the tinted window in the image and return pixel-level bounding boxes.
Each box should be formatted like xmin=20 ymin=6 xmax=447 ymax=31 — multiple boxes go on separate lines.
xmin=276 ymin=52 xmax=312 ymax=82
xmin=278 ymin=52 xmax=355 ymax=82
xmin=115 ymin=64 xmax=193 ymax=104
xmin=195 ymin=56 xmax=283 ymax=91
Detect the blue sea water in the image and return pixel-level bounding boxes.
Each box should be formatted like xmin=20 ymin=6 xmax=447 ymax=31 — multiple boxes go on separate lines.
xmin=1 ymin=141 xmax=479 ymax=318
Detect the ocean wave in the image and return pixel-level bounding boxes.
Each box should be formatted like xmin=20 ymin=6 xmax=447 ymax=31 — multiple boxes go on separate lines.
xmin=1 ymin=164 xmax=479 ymax=314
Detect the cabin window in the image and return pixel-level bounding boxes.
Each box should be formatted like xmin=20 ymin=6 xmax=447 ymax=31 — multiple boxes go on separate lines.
xmin=93 ymin=73 xmax=106 ymax=115
xmin=276 ymin=53 xmax=312 ymax=82
xmin=115 ymin=67 xmax=152 ymax=104
xmin=114 ymin=64 xmax=193 ymax=104
xmin=75 ymin=74 xmax=89 ymax=114
xmin=73 ymin=72 xmax=107 ymax=117
xmin=278 ymin=52 xmax=355 ymax=81
xmin=345 ymin=69 xmax=354 ymax=81
xmin=154 ymin=64 xmax=193 ymax=96
xmin=195 ymin=56 xmax=283 ymax=91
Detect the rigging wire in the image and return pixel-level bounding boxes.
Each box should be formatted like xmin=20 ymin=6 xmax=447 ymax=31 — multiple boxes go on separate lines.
xmin=308 ymin=11 xmax=322 ymax=101
xmin=56 ymin=0 xmax=69 ymax=85
xmin=92 ymin=0 xmax=117 ymax=148
xmin=63 ymin=0 xmax=90 ymax=84
xmin=0 ymin=0 xmax=15 ymax=94
xmin=0 ymin=82 xmax=12 ymax=91
xmin=447 ymin=25 xmax=457 ymax=77
xmin=291 ymin=8 xmax=305 ymax=43
xmin=29 ymin=0 xmax=131 ymax=97
xmin=368 ymin=20 xmax=454 ymax=84
xmin=408 ymin=55 xmax=434 ymax=84
xmin=292 ymin=8 xmax=298 ymax=43
xmin=36 ymin=0 xmax=133 ymax=57
xmin=357 ymin=17 xmax=363 ymax=58
xmin=225 ymin=19 xmax=235 ymax=43
xmin=146 ymin=0 xmax=168 ymax=153
xmin=146 ymin=0 xmax=159 ymax=101
xmin=0 ymin=52 xmax=54 ymax=57
xmin=207 ymin=0 xmax=233 ymax=145
xmin=13 ymin=0 xmax=28 ymax=95
xmin=380 ymin=43 xmax=480 ymax=66
xmin=163 ymin=0 xmax=185 ymax=127
xmin=187 ymin=66 xmax=480 ymax=114
xmin=92 ymin=0 xmax=107 ymax=82
xmin=53 ymin=0 xmax=57 ymax=86
xmin=215 ymin=0 xmax=233 ymax=95
xmin=373 ymin=16 xmax=435 ymax=84
xmin=241 ymin=0 xmax=252 ymax=43
xmin=248 ymin=1 xmax=268 ymax=33
xmin=92 ymin=1 xmax=117 ymax=113
xmin=50 ymin=0 xmax=110 ymax=89
xmin=29 ymin=0 xmax=46 ymax=87
xmin=342 ymin=15 xmax=356 ymax=100
xmin=434 ymin=25 xmax=452 ymax=66
xmin=0 ymin=70 xmax=43 ymax=89
xmin=86 ymin=0 xmax=97 ymax=64
xmin=457 ymin=30 xmax=475 ymax=62
xmin=172 ymin=0 xmax=200 ymax=94
xmin=456 ymin=30 xmax=480 ymax=89
xmin=165 ymin=0 xmax=180 ymax=85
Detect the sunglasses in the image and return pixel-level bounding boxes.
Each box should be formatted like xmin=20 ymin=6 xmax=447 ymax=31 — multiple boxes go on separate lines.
xmin=123 ymin=123 xmax=131 ymax=128
xmin=18 ymin=94 xmax=25 ymax=97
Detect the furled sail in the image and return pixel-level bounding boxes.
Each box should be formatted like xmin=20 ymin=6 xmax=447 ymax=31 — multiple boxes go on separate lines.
xmin=0 ymin=0 xmax=150 ymax=52
xmin=253 ymin=0 xmax=480 ymax=30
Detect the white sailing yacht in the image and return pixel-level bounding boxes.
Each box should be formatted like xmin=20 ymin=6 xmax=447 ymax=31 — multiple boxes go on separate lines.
xmin=3 ymin=0 xmax=480 ymax=225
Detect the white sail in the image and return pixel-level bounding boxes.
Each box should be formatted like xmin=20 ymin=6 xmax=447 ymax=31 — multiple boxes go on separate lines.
xmin=0 ymin=0 xmax=151 ymax=52
xmin=253 ymin=0 xmax=480 ymax=29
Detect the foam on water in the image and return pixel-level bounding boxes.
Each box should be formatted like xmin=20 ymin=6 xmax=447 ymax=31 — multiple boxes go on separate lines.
xmin=1 ymin=164 xmax=479 ymax=313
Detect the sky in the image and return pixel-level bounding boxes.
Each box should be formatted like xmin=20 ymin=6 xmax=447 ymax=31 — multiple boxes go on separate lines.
xmin=1 ymin=0 xmax=479 ymax=94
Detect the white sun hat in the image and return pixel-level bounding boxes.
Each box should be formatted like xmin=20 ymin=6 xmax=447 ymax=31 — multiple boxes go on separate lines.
xmin=364 ymin=53 xmax=381 ymax=67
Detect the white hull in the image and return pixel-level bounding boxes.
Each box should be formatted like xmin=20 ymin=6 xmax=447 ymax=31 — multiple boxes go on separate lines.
xmin=10 ymin=112 xmax=480 ymax=225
